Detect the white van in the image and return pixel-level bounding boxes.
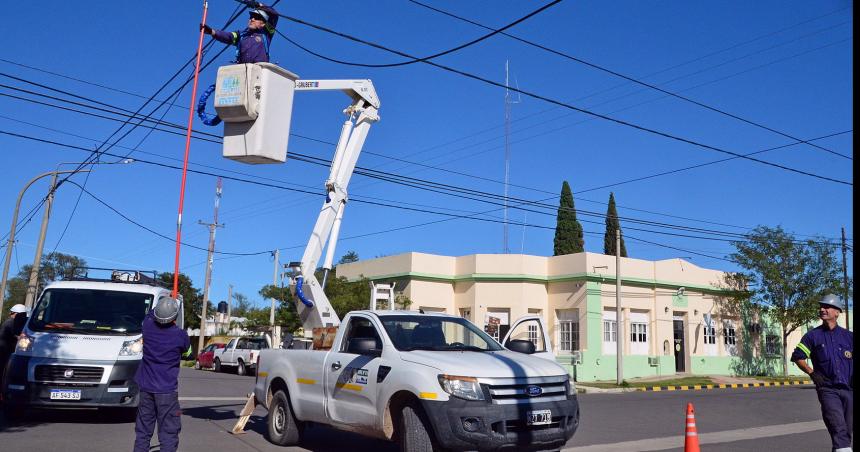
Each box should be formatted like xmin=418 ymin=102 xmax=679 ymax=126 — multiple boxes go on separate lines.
xmin=2 ymin=270 xmax=182 ymax=418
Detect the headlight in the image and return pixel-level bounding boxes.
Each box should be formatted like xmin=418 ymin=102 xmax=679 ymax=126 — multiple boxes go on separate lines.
xmin=438 ymin=374 xmax=484 ymax=401
xmin=120 ymin=338 xmax=144 ymax=356
xmin=16 ymin=333 xmax=33 ymax=353
xmin=567 ymin=374 xmax=577 ymax=396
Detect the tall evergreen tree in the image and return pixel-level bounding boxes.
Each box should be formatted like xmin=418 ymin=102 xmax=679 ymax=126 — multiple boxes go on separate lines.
xmin=603 ymin=192 xmax=628 ymax=257
xmin=553 ymin=181 xmax=584 ymax=255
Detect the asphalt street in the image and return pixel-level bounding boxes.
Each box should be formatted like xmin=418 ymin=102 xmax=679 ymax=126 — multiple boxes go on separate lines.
xmin=0 ymin=367 xmax=841 ymax=451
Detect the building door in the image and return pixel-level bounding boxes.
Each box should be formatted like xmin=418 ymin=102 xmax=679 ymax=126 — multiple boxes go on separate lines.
xmin=673 ymin=319 xmax=685 ymax=372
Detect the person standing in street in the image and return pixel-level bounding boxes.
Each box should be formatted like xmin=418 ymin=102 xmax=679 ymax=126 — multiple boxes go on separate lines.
xmin=133 ymin=297 xmax=191 ymax=452
xmin=201 ymin=2 xmax=279 ymax=64
xmin=792 ymin=294 xmax=853 ymax=452
xmin=0 ymin=304 xmax=28 ymax=387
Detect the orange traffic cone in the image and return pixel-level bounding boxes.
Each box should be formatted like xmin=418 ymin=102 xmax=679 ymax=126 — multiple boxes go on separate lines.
xmin=684 ymin=402 xmax=701 ymax=452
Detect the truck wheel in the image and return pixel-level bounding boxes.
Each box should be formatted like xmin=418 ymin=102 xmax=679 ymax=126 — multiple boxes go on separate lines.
xmin=237 ymin=360 xmax=246 ymax=376
xmin=214 ymin=358 xmax=222 ymax=373
xmin=267 ymin=390 xmax=301 ymax=446
xmin=398 ymin=404 xmax=434 ymax=452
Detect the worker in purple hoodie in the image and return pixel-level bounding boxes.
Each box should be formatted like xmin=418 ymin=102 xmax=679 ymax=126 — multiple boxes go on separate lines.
xmin=133 ymin=296 xmax=191 ymax=452
xmin=201 ymin=2 xmax=280 ymax=64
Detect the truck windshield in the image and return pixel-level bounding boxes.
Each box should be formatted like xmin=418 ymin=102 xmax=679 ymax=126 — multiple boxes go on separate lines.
xmin=29 ymin=288 xmax=154 ymax=335
xmin=380 ymin=315 xmax=504 ymax=352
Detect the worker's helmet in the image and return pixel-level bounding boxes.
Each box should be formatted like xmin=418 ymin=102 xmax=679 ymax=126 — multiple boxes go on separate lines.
xmin=819 ymin=294 xmax=845 ymax=311
xmin=153 ymin=296 xmax=180 ymax=324
xmin=249 ymin=9 xmax=269 ymax=23
xmin=9 ymin=304 xmax=26 ymax=313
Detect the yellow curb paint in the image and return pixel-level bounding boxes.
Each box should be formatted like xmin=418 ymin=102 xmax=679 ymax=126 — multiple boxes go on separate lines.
xmin=653 ymin=387 xmax=661 ymax=392
xmin=666 ymin=386 xmax=676 ymax=391
xmin=419 ymin=392 xmax=438 ymax=400
xmin=730 ymin=384 xmax=738 ymax=388
xmin=296 ymin=378 xmax=316 ymax=385
xmin=679 ymin=386 xmax=689 ymax=390
xmin=718 ymin=384 xmax=727 ymax=388
xmin=706 ymin=385 xmax=713 ymax=389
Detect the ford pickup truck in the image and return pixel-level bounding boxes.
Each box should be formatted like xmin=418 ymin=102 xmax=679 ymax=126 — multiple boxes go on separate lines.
xmin=254 ymin=311 xmax=579 ymax=451
xmin=213 ymin=336 xmax=269 ymax=376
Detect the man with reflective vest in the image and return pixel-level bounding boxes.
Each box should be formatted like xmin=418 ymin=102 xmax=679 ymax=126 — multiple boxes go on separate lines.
xmin=791 ymin=294 xmax=853 ymax=452
xmin=133 ymin=297 xmax=192 ymax=452
xmin=202 ymin=2 xmax=279 ymax=64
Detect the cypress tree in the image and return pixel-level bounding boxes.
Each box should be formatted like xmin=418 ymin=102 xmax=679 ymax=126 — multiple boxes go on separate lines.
xmin=553 ymin=181 xmax=585 ymax=255
xmin=603 ymin=192 xmax=628 ymax=257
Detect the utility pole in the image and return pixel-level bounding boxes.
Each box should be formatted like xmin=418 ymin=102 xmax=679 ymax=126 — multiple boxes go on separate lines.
xmin=842 ymin=227 xmax=850 ymax=331
xmin=227 ymin=283 xmax=233 ymax=331
xmin=271 ymin=249 xmax=279 ymax=327
xmin=197 ymin=178 xmax=224 ymax=354
xmin=616 ymin=228 xmax=623 ymax=385
xmin=23 ymin=173 xmax=58 ymax=310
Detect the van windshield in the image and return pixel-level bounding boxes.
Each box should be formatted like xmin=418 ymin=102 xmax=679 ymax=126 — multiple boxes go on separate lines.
xmin=29 ymin=288 xmax=154 ymax=335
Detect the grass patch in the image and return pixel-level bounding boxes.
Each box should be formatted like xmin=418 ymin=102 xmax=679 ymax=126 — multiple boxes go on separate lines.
xmin=756 ymin=375 xmax=810 ymax=382
xmin=580 ymin=376 xmax=715 ymax=389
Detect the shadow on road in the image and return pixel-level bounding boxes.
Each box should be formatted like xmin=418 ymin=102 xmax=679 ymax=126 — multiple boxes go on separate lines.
xmin=0 ymin=406 xmax=133 ymax=433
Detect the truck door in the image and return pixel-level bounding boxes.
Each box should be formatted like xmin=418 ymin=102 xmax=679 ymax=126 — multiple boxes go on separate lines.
xmin=224 ymin=338 xmax=237 ymax=365
xmin=502 ymin=315 xmax=555 ymax=361
xmin=323 ymin=315 xmax=385 ymax=428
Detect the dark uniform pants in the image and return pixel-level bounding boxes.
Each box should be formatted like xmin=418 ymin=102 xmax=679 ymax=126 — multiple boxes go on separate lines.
xmin=134 ymin=391 xmax=182 ymax=452
xmin=817 ymin=386 xmax=853 ymax=451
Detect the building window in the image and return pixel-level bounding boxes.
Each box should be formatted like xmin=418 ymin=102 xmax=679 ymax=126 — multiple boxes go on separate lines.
xmin=630 ymin=323 xmax=647 ymax=343
xmin=460 ymin=308 xmax=471 ymax=321
xmin=724 ymin=325 xmax=737 ymax=345
xmin=704 ymin=326 xmax=716 ymax=344
xmin=527 ymin=323 xmax=539 ymax=345
xmin=765 ymin=334 xmax=781 ymax=356
xmin=603 ymin=320 xmax=617 ymax=343
xmin=556 ymin=309 xmax=579 ymax=353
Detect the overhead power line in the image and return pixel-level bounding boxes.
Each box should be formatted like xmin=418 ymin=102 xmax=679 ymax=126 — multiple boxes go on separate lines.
xmin=407 ymin=0 xmax=852 ymax=161
xmin=272 ymin=11 xmax=851 ymax=185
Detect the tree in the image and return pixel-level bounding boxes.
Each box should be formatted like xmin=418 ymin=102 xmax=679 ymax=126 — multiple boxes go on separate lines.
xmin=3 ymin=252 xmax=87 ymax=312
xmin=603 ymin=192 xmax=627 ymax=257
xmin=231 ymin=292 xmax=253 ymax=318
xmin=158 ymin=272 xmax=206 ymax=330
xmin=259 ymin=284 xmax=302 ymax=333
xmin=553 ymin=181 xmax=584 ymax=255
xmin=730 ymin=226 xmax=847 ymax=375
xmin=338 ymin=251 xmax=359 ymax=265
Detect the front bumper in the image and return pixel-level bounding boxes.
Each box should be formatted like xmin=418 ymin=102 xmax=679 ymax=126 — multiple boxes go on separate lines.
xmin=421 ymin=395 xmax=579 ymax=451
xmin=3 ymin=355 xmax=141 ymax=408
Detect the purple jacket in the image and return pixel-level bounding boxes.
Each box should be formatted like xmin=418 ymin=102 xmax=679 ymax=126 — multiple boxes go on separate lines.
xmin=213 ymin=5 xmax=279 ymax=64
xmin=134 ymin=313 xmax=191 ymax=394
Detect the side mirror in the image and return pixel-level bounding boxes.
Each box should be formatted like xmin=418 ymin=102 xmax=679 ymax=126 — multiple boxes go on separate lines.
xmin=347 ymin=337 xmax=381 ymax=357
xmin=506 ymin=339 xmax=536 ymax=354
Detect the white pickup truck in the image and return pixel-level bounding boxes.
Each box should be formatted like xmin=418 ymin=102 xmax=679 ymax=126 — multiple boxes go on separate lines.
xmin=254 ymin=311 xmax=579 ymax=451
xmin=213 ymin=336 xmax=269 ymax=376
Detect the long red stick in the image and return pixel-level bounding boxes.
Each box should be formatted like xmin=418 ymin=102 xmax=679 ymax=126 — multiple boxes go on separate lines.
xmin=173 ymin=1 xmax=209 ymax=298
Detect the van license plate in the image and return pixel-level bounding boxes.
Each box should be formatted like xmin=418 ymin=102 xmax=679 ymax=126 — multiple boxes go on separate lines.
xmin=526 ymin=409 xmax=552 ymax=425
xmin=50 ymin=389 xmax=81 ymax=400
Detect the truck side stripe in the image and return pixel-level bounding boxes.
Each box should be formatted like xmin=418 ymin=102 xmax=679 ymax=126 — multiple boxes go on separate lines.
xmin=296 ymin=378 xmax=316 ymax=385
xmin=335 ymin=382 xmax=363 ymax=391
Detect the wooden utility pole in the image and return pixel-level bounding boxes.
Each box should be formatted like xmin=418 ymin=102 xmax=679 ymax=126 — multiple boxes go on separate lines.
xmin=842 ymin=227 xmax=850 ymax=331
xmin=197 ymin=178 xmax=224 ymax=354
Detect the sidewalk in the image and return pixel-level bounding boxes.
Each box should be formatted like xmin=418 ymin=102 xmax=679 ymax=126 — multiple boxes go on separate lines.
xmin=576 ymin=374 xmax=811 ymax=394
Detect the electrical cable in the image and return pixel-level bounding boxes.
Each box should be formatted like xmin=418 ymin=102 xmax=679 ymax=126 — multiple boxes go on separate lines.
xmin=407 ymin=0 xmax=852 ymax=161
xmin=272 ymin=11 xmax=851 ymax=185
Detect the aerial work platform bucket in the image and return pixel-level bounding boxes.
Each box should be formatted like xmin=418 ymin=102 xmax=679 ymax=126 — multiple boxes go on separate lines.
xmin=214 ymin=63 xmax=298 ymax=164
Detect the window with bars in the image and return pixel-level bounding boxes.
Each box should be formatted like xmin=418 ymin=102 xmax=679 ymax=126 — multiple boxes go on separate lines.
xmin=603 ymin=320 xmax=617 ymax=343
xmin=630 ymin=323 xmax=647 ymax=343
xmin=704 ymin=326 xmax=716 ymax=344
xmin=724 ymin=326 xmax=737 ymax=345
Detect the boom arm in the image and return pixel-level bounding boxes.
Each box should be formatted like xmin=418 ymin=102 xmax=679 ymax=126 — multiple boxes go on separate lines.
xmin=290 ymin=79 xmax=380 ymax=335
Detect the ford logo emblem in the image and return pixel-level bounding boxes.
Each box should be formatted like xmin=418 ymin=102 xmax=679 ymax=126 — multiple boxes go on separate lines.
xmin=525 ymin=385 xmax=542 ymax=396
xmin=64 ymin=369 xmax=75 ymax=378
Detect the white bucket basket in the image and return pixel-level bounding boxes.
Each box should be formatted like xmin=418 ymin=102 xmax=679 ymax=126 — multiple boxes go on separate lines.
xmin=215 ymin=63 xmax=299 ymax=164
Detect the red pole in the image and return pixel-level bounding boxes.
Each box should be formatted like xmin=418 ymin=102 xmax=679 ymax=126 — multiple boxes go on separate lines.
xmin=172 ymin=1 xmax=209 ymax=298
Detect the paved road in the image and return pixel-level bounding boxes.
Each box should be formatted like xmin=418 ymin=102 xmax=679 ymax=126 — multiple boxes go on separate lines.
xmin=0 ymin=368 xmax=840 ymax=451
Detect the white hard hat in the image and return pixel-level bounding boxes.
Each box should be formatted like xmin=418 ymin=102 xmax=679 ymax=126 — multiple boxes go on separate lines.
xmin=250 ymin=9 xmax=269 ymax=22
xmin=153 ymin=296 xmax=180 ymax=324
xmin=10 ymin=304 xmax=26 ymax=313
xmin=819 ymin=294 xmax=845 ymax=311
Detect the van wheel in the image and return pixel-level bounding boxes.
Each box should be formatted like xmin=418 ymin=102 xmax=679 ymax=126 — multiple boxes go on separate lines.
xmin=398 ymin=403 xmax=434 ymax=452
xmin=237 ymin=360 xmax=246 ymax=376
xmin=267 ymin=390 xmax=301 ymax=446
xmin=214 ymin=358 xmax=222 ymax=373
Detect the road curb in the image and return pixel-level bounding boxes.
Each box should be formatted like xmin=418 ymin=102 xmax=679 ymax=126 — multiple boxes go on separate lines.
xmin=637 ymin=380 xmax=812 ymax=392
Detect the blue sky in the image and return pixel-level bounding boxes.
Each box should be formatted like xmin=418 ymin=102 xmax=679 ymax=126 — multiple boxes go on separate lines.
xmin=0 ymin=0 xmax=853 ymax=308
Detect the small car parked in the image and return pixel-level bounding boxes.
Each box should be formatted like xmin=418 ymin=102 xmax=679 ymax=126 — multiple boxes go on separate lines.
xmin=195 ymin=343 xmax=226 ymax=370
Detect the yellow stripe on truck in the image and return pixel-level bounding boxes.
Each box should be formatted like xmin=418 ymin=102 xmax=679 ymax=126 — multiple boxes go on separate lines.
xmin=296 ymin=378 xmax=316 ymax=385
xmin=419 ymin=392 xmax=438 ymax=400
xmin=335 ymin=383 xmax=363 ymax=392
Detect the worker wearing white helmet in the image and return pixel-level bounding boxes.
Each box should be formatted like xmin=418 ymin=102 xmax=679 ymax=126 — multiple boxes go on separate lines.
xmin=0 ymin=304 xmax=29 ymax=385
xmin=201 ymin=1 xmax=280 ymax=64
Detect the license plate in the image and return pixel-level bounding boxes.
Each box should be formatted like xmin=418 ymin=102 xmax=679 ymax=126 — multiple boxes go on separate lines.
xmin=50 ymin=389 xmax=81 ymax=400
xmin=526 ymin=409 xmax=552 ymax=426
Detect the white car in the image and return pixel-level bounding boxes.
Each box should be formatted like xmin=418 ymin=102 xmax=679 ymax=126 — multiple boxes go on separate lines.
xmin=254 ymin=311 xmax=579 ymax=451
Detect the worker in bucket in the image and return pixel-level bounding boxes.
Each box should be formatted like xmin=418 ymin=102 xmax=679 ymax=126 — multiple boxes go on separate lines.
xmin=201 ymin=2 xmax=280 ymax=64
xmin=133 ymin=296 xmax=191 ymax=452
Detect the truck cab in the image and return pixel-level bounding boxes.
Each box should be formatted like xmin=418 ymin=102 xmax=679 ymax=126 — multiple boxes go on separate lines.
xmin=2 ymin=270 xmax=182 ymax=417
